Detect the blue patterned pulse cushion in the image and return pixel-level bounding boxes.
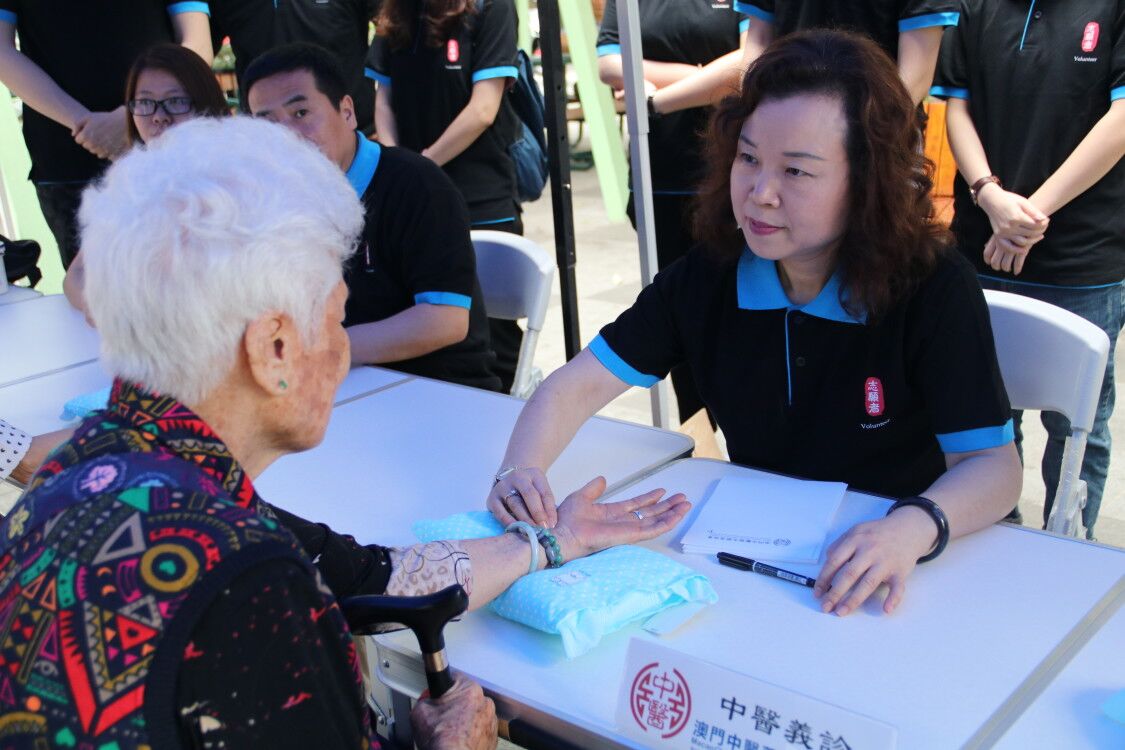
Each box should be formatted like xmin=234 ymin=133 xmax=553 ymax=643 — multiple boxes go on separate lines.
xmin=62 ymin=386 xmax=111 ymax=420
xmin=413 ymin=511 xmax=718 ymax=657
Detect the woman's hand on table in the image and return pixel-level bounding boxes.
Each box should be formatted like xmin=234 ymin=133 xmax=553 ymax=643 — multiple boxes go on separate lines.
xmin=550 ymin=477 xmax=691 ymax=562
xmin=812 ymin=507 xmax=936 ymax=616
xmin=410 ymin=673 xmax=498 ymax=750
xmin=488 ymin=467 xmax=557 ymax=527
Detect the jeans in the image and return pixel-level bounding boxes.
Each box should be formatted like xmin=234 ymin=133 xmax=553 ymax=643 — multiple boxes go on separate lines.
xmin=980 ymin=276 xmax=1125 ymax=539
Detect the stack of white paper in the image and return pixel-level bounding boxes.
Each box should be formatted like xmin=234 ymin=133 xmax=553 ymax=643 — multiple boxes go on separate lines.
xmin=680 ymin=474 xmax=848 ymax=564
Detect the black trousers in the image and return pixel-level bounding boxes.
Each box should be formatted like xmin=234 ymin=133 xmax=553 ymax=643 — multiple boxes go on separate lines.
xmin=478 ymin=216 xmax=525 ymax=394
xmin=34 ymin=181 xmax=90 ymax=270
xmin=627 ymin=191 xmax=710 ymax=425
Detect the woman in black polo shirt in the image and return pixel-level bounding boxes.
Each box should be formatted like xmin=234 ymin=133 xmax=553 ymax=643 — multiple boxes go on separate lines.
xmin=366 ymin=0 xmax=524 ymax=390
xmin=488 ymin=31 xmax=1021 ymax=617
xmin=933 ymin=1 xmax=1125 ymax=540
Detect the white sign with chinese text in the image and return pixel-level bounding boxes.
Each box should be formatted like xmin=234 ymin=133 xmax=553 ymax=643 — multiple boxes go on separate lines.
xmin=615 ymin=639 xmax=896 ymax=750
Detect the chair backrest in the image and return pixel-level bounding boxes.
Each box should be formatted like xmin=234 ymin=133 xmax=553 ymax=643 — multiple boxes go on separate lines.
xmin=984 ymin=290 xmax=1109 ymax=431
xmin=470 ymin=230 xmax=555 ymax=331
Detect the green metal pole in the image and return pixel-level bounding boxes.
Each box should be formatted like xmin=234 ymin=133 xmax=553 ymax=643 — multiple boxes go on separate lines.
xmin=557 ymin=0 xmax=628 ymax=221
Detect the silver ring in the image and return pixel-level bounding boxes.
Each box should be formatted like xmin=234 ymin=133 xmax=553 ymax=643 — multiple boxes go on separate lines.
xmin=505 ymin=489 xmax=521 ymax=499
xmin=633 ymin=510 xmax=644 ymax=520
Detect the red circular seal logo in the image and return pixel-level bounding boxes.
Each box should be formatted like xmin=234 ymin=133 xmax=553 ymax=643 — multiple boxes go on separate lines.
xmin=629 ymin=662 xmax=692 ymax=739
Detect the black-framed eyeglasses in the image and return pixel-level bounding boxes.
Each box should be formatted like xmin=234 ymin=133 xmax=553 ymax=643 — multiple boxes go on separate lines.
xmin=127 ymin=96 xmax=194 ymax=116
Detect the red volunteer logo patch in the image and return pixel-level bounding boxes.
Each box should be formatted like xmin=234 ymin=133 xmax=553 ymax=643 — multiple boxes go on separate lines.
xmin=865 ymin=377 xmax=884 ymax=417
xmin=1082 ymin=22 xmax=1100 ymax=53
xmin=446 ymin=39 xmax=460 ymax=63
xmin=630 ymin=662 xmax=692 ymax=739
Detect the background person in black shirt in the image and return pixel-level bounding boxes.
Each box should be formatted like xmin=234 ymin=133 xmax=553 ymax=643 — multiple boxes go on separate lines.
xmin=366 ymin=0 xmax=524 ymax=392
xmin=488 ymin=31 xmax=1021 ymax=618
xmin=209 ymin=0 xmax=381 ymax=131
xmin=933 ymin=0 xmax=1125 ymax=539
xmin=596 ymin=0 xmax=750 ymax=427
xmin=734 ymin=0 xmax=959 ymax=105
xmin=0 ymin=0 xmax=212 ymax=268
xmin=246 ymin=43 xmax=503 ymax=391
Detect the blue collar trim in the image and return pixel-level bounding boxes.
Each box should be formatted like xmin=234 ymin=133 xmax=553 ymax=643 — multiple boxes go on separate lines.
xmin=346 ymin=133 xmax=382 ymax=197
xmin=736 ymin=247 xmax=865 ymax=325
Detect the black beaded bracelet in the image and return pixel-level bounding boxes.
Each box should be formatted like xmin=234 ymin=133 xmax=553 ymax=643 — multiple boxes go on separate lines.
xmin=886 ymin=495 xmax=950 ymax=563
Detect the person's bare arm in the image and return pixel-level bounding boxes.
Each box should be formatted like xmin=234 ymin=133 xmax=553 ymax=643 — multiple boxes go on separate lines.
xmin=0 ymin=20 xmax=88 ymax=131
xmin=739 ymin=15 xmax=775 ymax=67
xmin=421 ymin=78 xmax=506 ymax=166
xmin=486 ymin=349 xmax=631 ymax=527
xmin=596 ymin=54 xmax=699 ymax=91
xmin=346 ymin=304 xmax=469 ymax=365
xmin=897 ymin=26 xmax=944 ymax=105
xmin=10 ymin=427 xmax=74 ymax=484
xmin=63 ymin=250 xmax=88 ymax=317
xmin=374 ymin=82 xmax=398 ymax=146
xmin=1028 ymin=99 xmax=1125 ymax=217
xmin=171 ymin=9 xmax=213 ymax=64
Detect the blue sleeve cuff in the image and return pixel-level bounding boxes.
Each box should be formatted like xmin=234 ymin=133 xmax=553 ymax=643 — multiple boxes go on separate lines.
xmin=739 ymin=18 xmax=750 ymax=34
xmin=365 ymin=68 xmax=391 ymax=86
xmin=168 ymin=1 xmax=210 ymax=16
xmin=414 ymin=292 xmax=472 ymax=309
xmin=733 ymin=1 xmax=774 ymax=23
xmin=588 ymin=334 xmax=660 ymax=388
xmin=596 ymin=44 xmax=621 ymax=57
xmin=0 ymin=9 xmax=16 ymax=24
xmin=899 ymin=11 xmax=959 ymax=32
xmin=472 ymin=65 xmax=518 ymax=83
xmin=1111 ymin=86 xmax=1125 ymax=102
xmin=936 ymin=419 xmax=1014 ymax=453
xmin=929 ymin=85 xmax=969 ymax=100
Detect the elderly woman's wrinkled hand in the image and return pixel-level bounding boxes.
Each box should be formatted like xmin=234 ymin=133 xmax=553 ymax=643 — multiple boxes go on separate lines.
xmin=487 ymin=467 xmax=557 ymax=528
xmin=812 ymin=507 xmax=936 ymax=617
xmin=550 ymin=477 xmax=691 ymax=562
xmin=410 ymin=674 xmax=498 ymax=750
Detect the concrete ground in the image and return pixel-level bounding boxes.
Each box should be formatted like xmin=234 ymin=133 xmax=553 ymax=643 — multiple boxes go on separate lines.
xmin=519 ymin=149 xmax=1125 ymax=551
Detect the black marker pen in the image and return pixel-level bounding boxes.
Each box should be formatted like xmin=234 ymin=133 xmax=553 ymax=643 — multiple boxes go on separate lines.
xmin=717 ymin=551 xmax=815 ymax=588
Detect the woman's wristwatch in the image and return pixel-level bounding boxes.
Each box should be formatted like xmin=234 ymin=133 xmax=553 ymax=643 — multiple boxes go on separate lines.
xmin=886 ymin=495 xmax=950 ymax=563
xmin=969 ymin=175 xmax=1002 ymax=205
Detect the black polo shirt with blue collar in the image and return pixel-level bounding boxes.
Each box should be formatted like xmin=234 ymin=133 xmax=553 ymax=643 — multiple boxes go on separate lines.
xmin=931 ymin=0 xmax=1125 ymax=288
xmin=364 ymin=0 xmax=519 ymax=225
xmin=596 ymin=0 xmax=747 ymax=194
xmin=209 ymin=0 xmax=378 ymax=130
xmin=0 ymin=0 xmax=210 ymax=182
xmin=591 ymin=246 xmax=1013 ymax=497
xmin=733 ymin=0 xmax=959 ymax=60
xmin=344 ymin=133 xmax=501 ymax=391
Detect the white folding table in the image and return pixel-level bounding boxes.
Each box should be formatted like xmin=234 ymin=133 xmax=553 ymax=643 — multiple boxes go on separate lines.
xmin=373 ymin=458 xmax=1125 ymax=749
xmin=255 ymin=376 xmax=695 ymax=546
xmin=0 ymin=294 xmax=99 ymax=387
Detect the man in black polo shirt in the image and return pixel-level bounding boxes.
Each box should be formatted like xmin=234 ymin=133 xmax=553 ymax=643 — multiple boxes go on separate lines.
xmin=0 ymin=1 xmax=212 ymax=268
xmin=244 ymin=43 xmax=501 ymax=391
xmin=931 ymin=1 xmax=1125 ymax=539
xmin=209 ymin=0 xmax=379 ymax=131
xmin=733 ymin=0 xmax=959 ymax=103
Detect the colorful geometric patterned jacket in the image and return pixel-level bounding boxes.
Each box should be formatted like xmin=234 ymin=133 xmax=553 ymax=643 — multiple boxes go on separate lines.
xmin=0 ymin=381 xmax=373 ymax=748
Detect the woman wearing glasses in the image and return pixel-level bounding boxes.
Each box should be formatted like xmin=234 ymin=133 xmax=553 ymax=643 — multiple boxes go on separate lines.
xmin=62 ymin=44 xmax=228 ymax=314
xmin=124 ymin=43 xmax=228 ymax=145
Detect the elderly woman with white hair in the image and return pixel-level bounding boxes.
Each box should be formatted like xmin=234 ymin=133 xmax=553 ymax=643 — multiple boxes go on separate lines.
xmin=0 ymin=117 xmax=690 ymax=749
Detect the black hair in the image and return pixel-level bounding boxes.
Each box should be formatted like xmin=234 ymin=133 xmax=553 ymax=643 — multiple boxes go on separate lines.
xmin=242 ymin=42 xmax=349 ymax=110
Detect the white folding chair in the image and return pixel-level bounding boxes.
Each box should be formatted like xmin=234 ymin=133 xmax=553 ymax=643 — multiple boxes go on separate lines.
xmin=470 ymin=230 xmax=555 ymax=398
xmin=984 ymin=290 xmax=1110 ymax=537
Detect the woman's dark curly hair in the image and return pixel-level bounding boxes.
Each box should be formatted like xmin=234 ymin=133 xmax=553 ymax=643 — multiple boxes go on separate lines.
xmin=377 ymin=0 xmax=478 ymax=50
xmin=692 ymin=29 xmax=949 ymax=319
